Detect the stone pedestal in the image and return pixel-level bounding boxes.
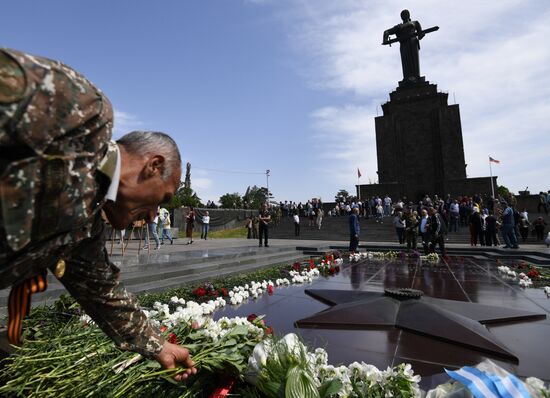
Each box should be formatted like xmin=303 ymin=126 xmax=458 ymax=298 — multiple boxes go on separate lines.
xmin=358 ymin=81 xmax=496 ymax=201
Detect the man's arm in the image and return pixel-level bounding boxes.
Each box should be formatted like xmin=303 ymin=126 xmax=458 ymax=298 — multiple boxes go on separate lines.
xmin=58 ymin=230 xmax=196 ymax=379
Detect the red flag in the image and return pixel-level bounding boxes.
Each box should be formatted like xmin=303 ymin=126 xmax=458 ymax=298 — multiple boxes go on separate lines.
xmin=357 ymin=168 xmax=362 ymax=178
xmin=489 ymin=157 xmax=500 ymax=164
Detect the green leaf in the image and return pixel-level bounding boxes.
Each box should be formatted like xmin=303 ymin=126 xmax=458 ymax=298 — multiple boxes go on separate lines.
xmin=319 ymin=379 xmax=343 ymax=398
xmin=285 ymin=366 xmax=319 ymax=398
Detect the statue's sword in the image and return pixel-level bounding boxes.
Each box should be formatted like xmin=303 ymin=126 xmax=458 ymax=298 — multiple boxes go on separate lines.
xmin=382 ymin=26 xmax=439 ymax=46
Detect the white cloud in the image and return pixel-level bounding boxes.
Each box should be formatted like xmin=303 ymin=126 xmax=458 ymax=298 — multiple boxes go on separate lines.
xmin=276 ymin=0 xmax=550 ymax=194
xmin=113 ymin=109 xmax=144 ymax=138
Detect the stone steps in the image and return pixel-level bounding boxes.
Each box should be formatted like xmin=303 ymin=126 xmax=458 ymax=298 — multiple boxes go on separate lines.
xmin=270 ymin=214 xmax=550 ymax=246
xmin=0 ymin=247 xmax=306 ymax=315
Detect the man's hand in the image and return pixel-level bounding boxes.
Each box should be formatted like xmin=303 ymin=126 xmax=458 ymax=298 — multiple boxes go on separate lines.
xmin=155 ymin=342 xmax=197 ymax=381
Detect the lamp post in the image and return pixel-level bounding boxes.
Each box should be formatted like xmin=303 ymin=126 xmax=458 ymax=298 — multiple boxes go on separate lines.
xmin=266 ymin=169 xmax=270 ymax=202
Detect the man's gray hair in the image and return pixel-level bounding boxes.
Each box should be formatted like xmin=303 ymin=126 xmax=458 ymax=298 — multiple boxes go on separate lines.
xmin=117 ymin=131 xmax=181 ymax=180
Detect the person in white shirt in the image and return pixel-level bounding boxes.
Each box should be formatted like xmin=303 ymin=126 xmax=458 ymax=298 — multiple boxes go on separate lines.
xmin=159 ymin=207 xmax=173 ymax=245
xmin=201 ymin=211 xmax=210 ymax=240
xmin=293 ymin=213 xmax=300 ymax=236
xmin=419 ymin=209 xmax=430 ymax=254
xmin=383 ymin=195 xmax=392 ymax=217
xmin=316 ymin=208 xmax=324 ymax=230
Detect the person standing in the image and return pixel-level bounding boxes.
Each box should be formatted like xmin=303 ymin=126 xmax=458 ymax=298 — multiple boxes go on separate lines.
xmin=159 ymin=207 xmax=173 ymax=245
xmin=383 ymin=195 xmax=392 ymax=217
xmin=485 ymin=212 xmax=499 ymax=247
xmin=201 ymin=211 xmax=210 ymax=240
xmin=185 ymin=206 xmax=195 ymax=244
xmin=404 ymin=210 xmax=419 ymax=251
xmin=419 ymin=209 xmax=431 ymax=254
xmin=518 ymin=216 xmax=530 ymax=243
xmin=533 ymin=217 xmax=547 ymax=241
xmin=538 ymin=192 xmax=548 ymax=215
xmin=144 ymin=207 xmax=161 ymax=250
xmin=293 ymin=212 xmax=300 ymax=237
xmin=469 ymin=208 xmax=483 ymax=246
xmin=500 ymin=201 xmax=519 ymax=249
xmin=428 ymin=207 xmax=446 ymax=255
xmin=258 ymin=203 xmax=271 ymax=247
xmin=316 ymin=208 xmax=324 ymax=230
xmin=252 ymin=216 xmax=259 ymax=239
xmin=245 ymin=217 xmax=253 ymax=239
xmin=349 ymin=207 xmax=360 ymax=252
xmin=393 ymin=211 xmax=405 ymax=244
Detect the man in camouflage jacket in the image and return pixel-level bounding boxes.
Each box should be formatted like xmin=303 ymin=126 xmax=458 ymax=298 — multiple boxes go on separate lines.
xmin=0 ymin=48 xmax=196 ymax=380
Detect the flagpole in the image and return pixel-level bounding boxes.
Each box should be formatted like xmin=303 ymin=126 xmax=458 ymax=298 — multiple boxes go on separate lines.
xmin=357 ymin=173 xmax=361 ymax=201
xmin=489 ymin=156 xmax=495 ymax=198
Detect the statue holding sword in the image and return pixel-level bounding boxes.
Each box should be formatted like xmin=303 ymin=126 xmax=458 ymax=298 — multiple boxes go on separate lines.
xmin=383 ymin=10 xmax=439 ymax=86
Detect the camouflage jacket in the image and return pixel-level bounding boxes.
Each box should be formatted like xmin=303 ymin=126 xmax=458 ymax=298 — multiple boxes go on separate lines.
xmin=0 ymin=48 xmax=164 ymax=358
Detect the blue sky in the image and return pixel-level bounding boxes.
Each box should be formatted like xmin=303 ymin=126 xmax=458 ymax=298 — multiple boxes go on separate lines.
xmin=2 ymin=1 xmax=550 ymax=204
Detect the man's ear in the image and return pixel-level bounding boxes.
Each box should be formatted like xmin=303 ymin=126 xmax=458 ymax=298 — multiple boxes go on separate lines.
xmin=145 ymin=155 xmax=166 ymax=177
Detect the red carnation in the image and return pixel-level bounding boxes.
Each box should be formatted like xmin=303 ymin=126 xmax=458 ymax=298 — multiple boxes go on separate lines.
xmin=527 ymin=269 xmax=540 ymax=279
xmin=267 ymin=285 xmax=274 ymax=295
xmin=247 ymin=314 xmax=258 ymax=322
xmin=168 ymin=332 xmax=178 ymax=344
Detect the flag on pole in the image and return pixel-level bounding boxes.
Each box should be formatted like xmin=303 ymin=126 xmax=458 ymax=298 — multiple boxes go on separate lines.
xmin=489 ymin=157 xmax=500 ymax=164
xmin=357 ymin=168 xmax=362 ymax=178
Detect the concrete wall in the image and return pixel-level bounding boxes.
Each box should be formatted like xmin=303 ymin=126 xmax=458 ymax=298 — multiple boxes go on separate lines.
xmin=174 ymin=208 xmax=258 ymax=232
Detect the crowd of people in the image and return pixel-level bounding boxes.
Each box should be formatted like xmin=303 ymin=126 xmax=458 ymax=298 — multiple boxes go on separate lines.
xmin=337 ymin=191 xmax=550 ymax=254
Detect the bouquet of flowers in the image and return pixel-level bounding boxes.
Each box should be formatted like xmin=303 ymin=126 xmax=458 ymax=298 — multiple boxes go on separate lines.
xmin=245 ymin=333 xmax=421 ymax=398
xmin=0 ymin=298 xmax=272 ymax=398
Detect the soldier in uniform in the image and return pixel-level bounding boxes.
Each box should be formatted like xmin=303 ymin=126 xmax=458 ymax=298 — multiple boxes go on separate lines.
xmin=0 ymin=48 xmax=196 ymax=381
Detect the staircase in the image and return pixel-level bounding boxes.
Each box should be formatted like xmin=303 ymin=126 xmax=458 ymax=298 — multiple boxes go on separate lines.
xmin=270 ymin=213 xmax=550 ymax=246
xmin=0 ymin=246 xmax=306 ymax=317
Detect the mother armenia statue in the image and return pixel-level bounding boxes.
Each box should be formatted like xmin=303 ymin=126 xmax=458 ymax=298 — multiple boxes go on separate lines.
xmin=383 ymin=10 xmax=438 ymax=86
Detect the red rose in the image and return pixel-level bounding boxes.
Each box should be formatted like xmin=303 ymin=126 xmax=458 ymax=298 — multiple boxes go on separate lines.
xmin=292 ymin=262 xmax=301 ymax=271
xmin=193 ymin=287 xmax=207 ymax=297
xmin=265 ymin=326 xmax=274 ymax=336
xmin=310 ymin=264 xmax=316 ymax=270
xmin=328 ymin=268 xmax=335 ymax=275
xmin=221 ymin=288 xmax=229 ymax=297
xmin=159 ymin=325 xmax=167 ymax=333
xmin=168 ymin=332 xmax=178 ymax=344
xmin=247 ymin=314 xmax=258 ymax=322
xmin=267 ymin=285 xmax=274 ymax=295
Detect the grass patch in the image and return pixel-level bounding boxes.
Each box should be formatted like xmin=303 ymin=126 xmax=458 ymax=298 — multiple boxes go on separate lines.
xmin=180 ymin=226 xmax=248 ymax=239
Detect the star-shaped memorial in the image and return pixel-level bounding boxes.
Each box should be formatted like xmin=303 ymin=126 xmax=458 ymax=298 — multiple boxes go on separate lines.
xmin=295 ymin=288 xmax=546 ymax=362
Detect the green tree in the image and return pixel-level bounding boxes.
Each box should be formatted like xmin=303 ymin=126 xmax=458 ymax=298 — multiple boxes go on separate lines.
xmin=166 ymin=182 xmax=202 ymax=210
xmin=497 ymin=185 xmax=511 ymax=199
xmin=242 ymin=185 xmax=269 ymax=209
xmin=219 ymin=193 xmax=243 ymax=209
xmin=335 ymin=189 xmax=350 ymax=203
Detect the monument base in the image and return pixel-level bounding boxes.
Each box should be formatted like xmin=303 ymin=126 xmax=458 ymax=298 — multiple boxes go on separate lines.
xmin=357 ymin=176 xmax=497 ymax=202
